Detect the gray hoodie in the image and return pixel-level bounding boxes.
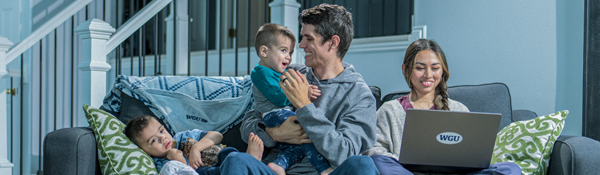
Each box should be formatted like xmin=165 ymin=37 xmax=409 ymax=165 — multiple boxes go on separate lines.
xmin=240 ymin=62 xmax=377 ymax=174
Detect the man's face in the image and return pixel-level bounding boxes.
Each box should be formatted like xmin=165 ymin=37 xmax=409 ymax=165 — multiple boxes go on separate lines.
xmin=299 ymin=24 xmax=335 ymax=68
xmin=135 ymin=118 xmax=174 ymax=158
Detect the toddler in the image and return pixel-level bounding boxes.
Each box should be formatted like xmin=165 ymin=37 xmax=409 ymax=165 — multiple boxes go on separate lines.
xmin=251 ymin=23 xmax=332 ymax=175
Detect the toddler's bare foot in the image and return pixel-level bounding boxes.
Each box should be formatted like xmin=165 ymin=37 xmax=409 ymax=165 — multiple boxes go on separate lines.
xmin=268 ymin=163 xmax=286 ymax=175
xmin=320 ymin=167 xmax=334 ymax=175
xmin=246 ymin=132 xmax=264 ymax=161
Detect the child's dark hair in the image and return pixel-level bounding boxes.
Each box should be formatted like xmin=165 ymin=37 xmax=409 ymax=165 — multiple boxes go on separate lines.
xmin=124 ymin=115 xmax=155 ymax=145
xmin=254 ymin=23 xmax=296 ymax=56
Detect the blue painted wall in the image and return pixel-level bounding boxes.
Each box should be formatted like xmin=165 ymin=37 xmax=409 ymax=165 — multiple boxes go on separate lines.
xmin=346 ymin=0 xmax=584 ymax=136
xmin=555 ymin=0 xmax=584 ymax=136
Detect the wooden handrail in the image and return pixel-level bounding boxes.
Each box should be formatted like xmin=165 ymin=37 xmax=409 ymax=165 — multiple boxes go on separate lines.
xmin=105 ymin=0 xmax=172 ymax=55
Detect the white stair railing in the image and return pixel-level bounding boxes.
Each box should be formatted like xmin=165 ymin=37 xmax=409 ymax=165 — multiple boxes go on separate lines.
xmin=105 ymin=0 xmax=173 ymax=54
xmin=3 ymin=0 xmax=92 ymax=65
xmin=74 ymin=0 xmax=172 ymax=112
xmin=0 ymin=35 xmax=14 ymax=175
xmin=0 ymin=1 xmax=93 ymax=174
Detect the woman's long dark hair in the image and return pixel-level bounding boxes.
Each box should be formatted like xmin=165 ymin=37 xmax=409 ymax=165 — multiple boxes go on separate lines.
xmin=403 ymin=39 xmax=450 ymax=110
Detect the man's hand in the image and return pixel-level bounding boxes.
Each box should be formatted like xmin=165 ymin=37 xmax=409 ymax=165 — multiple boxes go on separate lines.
xmin=280 ymin=69 xmax=312 ymax=109
xmin=166 ymin=149 xmax=187 ymax=165
xmin=188 ymin=149 xmax=204 ymax=169
xmin=308 ymin=85 xmax=321 ymax=100
xmin=265 ymin=116 xmax=312 ymax=144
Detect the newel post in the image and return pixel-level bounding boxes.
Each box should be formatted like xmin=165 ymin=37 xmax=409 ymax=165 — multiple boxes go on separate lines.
xmin=0 ymin=35 xmax=14 ymax=175
xmin=270 ymin=0 xmax=301 ymax=64
xmin=75 ymin=19 xmax=115 ymax=110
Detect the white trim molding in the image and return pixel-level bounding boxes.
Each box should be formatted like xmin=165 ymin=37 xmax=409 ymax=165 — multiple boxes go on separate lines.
xmin=0 ymin=34 xmax=13 ymax=175
xmin=347 ymin=25 xmax=427 ymax=54
xmin=0 ymin=35 xmax=13 ymax=79
xmin=0 ymin=159 xmax=13 ymax=174
xmin=411 ymin=25 xmax=427 ymax=40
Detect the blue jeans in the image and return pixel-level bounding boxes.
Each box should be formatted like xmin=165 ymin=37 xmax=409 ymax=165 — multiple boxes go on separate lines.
xmin=265 ymin=109 xmax=330 ymax=173
xmin=272 ymin=143 xmax=330 ymax=173
xmin=371 ymin=155 xmax=521 ymax=175
xmin=196 ymin=147 xmax=240 ymax=175
xmin=328 ymin=156 xmax=380 ymax=175
xmin=220 ymin=154 xmax=378 ymax=175
xmin=220 ymin=152 xmax=277 ymax=175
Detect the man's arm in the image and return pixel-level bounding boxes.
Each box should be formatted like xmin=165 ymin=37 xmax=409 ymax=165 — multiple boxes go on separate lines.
xmin=297 ymin=88 xmax=377 ymax=167
xmin=240 ymin=110 xmax=311 ymax=147
xmin=240 ymin=110 xmax=278 ymax=147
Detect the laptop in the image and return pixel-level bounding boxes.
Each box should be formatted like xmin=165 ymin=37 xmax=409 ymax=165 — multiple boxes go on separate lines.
xmin=398 ymin=109 xmax=502 ymax=173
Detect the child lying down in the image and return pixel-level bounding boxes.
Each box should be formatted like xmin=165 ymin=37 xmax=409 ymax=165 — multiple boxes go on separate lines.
xmin=125 ymin=115 xmax=265 ymax=175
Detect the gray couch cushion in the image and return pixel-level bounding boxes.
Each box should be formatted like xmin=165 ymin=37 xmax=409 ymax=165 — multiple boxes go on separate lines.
xmin=446 ymin=83 xmax=513 ymax=131
xmin=370 ymin=86 xmax=382 ymax=110
xmin=44 ymin=127 xmax=101 ymax=175
xmin=382 ymin=83 xmax=513 ymax=132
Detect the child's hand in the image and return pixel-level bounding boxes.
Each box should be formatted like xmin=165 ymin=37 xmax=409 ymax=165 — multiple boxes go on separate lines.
xmin=308 ymin=85 xmax=321 ymax=100
xmin=189 ymin=149 xmax=204 ymax=170
xmin=166 ymin=149 xmax=186 ymax=165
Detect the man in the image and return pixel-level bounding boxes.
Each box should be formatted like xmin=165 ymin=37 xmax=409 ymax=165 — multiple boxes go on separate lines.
xmin=241 ymin=3 xmax=379 ymax=175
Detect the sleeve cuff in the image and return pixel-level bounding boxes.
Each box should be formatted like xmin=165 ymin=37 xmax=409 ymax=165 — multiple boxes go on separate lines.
xmin=296 ymin=103 xmax=316 ymax=120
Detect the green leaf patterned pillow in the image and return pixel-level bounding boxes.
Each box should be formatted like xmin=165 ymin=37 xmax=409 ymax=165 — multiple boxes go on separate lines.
xmin=491 ymin=110 xmax=568 ymax=175
xmin=83 ymin=104 xmax=158 ymax=175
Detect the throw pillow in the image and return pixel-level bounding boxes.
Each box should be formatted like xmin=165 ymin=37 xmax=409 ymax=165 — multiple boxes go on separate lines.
xmin=84 ymin=104 xmax=158 ymax=174
xmin=491 ymin=110 xmax=568 ymax=175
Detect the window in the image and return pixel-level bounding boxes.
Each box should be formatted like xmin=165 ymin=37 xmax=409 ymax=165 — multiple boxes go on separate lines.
xmin=299 ymin=0 xmax=414 ymax=38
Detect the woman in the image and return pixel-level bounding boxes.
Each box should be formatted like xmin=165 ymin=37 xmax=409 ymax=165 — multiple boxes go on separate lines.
xmin=366 ymin=39 xmax=520 ymax=175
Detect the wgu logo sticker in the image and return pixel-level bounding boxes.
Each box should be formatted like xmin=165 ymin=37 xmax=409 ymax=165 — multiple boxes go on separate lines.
xmin=436 ymin=132 xmax=462 ymax=144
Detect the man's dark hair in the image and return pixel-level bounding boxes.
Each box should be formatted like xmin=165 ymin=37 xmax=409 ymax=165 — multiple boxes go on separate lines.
xmin=255 ymin=23 xmax=296 ymax=57
xmin=299 ymin=3 xmax=353 ymax=59
xmin=124 ymin=115 xmax=155 ymax=145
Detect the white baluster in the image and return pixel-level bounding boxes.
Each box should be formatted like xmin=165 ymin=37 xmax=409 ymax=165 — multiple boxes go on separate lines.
xmin=270 ymin=0 xmax=301 ymax=64
xmin=165 ymin=0 xmax=189 ymax=75
xmin=0 ymin=35 xmax=14 ymax=175
xmin=75 ymin=19 xmax=116 ymax=110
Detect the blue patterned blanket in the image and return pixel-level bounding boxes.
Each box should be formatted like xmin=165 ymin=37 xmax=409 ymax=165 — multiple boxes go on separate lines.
xmin=102 ymin=75 xmax=254 ymax=134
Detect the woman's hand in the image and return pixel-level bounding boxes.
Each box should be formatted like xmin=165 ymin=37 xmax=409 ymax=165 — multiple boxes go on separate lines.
xmin=188 ymin=149 xmax=204 ymax=169
xmin=166 ymin=149 xmax=186 ymax=165
xmin=265 ymin=116 xmax=312 ymax=144
xmin=279 ymin=69 xmax=312 ymax=109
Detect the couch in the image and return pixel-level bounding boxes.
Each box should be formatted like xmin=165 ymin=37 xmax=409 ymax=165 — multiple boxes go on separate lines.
xmin=43 ymin=82 xmax=600 ymax=175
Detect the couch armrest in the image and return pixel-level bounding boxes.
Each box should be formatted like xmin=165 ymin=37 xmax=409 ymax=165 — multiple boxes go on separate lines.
xmin=44 ymin=127 xmax=101 ymax=175
xmin=548 ymin=135 xmax=600 ymax=175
